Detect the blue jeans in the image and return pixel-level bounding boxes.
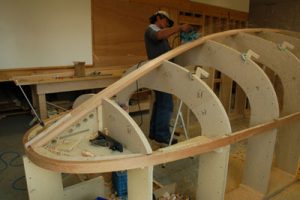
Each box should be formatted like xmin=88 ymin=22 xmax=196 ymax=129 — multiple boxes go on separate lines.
xmin=150 ymin=91 xmax=173 ymax=141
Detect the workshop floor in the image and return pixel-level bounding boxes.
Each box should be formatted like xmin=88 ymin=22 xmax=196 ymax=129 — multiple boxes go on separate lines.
xmin=0 ymin=113 xmax=299 ymax=200
xmin=0 ymin=114 xmax=31 ymax=200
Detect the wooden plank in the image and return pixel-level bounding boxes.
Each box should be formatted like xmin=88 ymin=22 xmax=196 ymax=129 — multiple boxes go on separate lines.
xmin=0 ymin=65 xmax=80 ymax=82
xmin=13 ymin=67 xmax=126 ymax=85
xmin=35 ymin=78 xmax=119 ymax=94
xmin=0 ymin=65 xmax=127 ymax=83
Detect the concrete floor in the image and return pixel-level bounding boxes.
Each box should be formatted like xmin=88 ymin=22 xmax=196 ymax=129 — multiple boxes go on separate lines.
xmin=0 ymin=112 xmax=299 ymax=200
xmin=0 ymin=114 xmax=31 ymax=200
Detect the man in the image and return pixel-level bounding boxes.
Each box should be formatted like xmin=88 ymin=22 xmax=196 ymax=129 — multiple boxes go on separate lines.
xmin=144 ymin=11 xmax=191 ymax=144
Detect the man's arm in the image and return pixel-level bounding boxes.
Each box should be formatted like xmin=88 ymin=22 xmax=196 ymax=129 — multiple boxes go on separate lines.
xmin=156 ymin=24 xmax=191 ymax=40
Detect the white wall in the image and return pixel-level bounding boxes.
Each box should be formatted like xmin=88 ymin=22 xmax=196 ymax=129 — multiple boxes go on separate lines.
xmin=0 ymin=0 xmax=92 ymax=69
xmin=190 ymin=0 xmax=249 ymax=12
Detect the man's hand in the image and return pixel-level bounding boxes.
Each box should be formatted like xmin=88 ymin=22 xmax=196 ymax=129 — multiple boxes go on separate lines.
xmin=180 ymin=24 xmax=192 ymax=32
xmin=156 ymin=24 xmax=192 ymax=40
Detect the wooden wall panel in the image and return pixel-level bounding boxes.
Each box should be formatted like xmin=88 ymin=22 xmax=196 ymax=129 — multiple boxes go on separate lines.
xmin=92 ymin=0 xmax=157 ymax=68
xmin=92 ymin=0 xmax=248 ymax=69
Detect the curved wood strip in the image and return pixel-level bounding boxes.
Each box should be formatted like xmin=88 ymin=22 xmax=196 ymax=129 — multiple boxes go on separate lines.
xmin=24 ymin=111 xmax=300 ymax=173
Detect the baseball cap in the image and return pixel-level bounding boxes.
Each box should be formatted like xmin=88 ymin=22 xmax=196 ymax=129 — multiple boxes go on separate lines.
xmin=155 ymin=10 xmax=174 ymax=27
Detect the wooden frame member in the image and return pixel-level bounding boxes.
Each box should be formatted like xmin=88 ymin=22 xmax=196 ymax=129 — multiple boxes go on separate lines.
xmin=175 ymin=40 xmax=279 ymax=195
xmin=116 ymin=61 xmax=231 ymax=199
xmin=213 ymin=32 xmax=300 ymax=195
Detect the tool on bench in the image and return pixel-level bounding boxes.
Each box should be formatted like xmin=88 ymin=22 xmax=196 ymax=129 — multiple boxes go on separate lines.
xmin=90 ymin=131 xmax=123 ymax=152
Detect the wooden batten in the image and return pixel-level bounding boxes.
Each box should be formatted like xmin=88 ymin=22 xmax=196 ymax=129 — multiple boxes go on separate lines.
xmin=24 ymin=110 xmax=300 ymax=173
xmin=0 ymin=65 xmax=78 ymax=82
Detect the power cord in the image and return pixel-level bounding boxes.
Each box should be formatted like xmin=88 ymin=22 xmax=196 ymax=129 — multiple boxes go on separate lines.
xmin=0 ymin=151 xmax=27 ymax=191
xmin=0 ymin=151 xmax=22 ymax=171
xmin=12 ymin=176 xmax=26 ymax=191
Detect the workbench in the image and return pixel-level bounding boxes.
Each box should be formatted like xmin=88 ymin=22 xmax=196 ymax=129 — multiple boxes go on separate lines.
xmin=13 ymin=66 xmax=128 ymax=119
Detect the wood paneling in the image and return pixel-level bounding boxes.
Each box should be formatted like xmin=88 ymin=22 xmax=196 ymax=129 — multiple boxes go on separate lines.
xmin=92 ymin=0 xmax=157 ymax=67
xmin=92 ymin=0 xmax=248 ymax=68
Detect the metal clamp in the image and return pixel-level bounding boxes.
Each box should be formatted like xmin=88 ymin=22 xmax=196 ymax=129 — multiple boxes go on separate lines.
xmin=195 ymin=67 xmax=209 ymax=79
xmin=241 ymin=49 xmax=260 ymax=62
xmin=188 ymin=67 xmax=210 ymax=80
xmin=278 ymin=41 xmax=295 ymax=51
